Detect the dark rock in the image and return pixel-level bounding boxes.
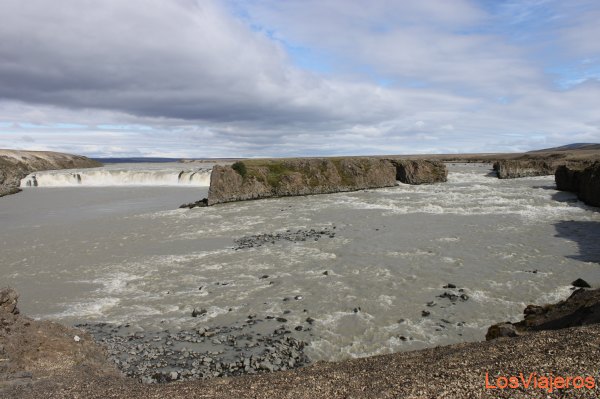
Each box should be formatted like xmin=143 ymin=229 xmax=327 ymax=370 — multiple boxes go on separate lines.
xmin=486 ymin=323 xmax=518 ymax=340
xmin=179 ymin=198 xmax=208 ymax=209
xmin=443 ymin=283 xmax=457 ymax=289
xmin=191 ymin=308 xmax=207 ymax=318
xmin=389 ymin=159 xmax=448 ymax=184
xmin=487 ymin=288 xmax=600 ymax=340
xmin=555 ymin=162 xmax=600 ymax=207
xmin=572 ymin=278 xmax=591 ymax=288
xmin=0 ymin=288 xmax=19 ymax=314
xmin=493 ymin=159 xmax=556 ymax=179
xmin=421 ymin=310 xmax=430 ymax=317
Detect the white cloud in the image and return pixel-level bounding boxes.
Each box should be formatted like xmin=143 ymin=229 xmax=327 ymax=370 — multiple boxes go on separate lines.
xmin=0 ymin=0 xmax=598 ymax=157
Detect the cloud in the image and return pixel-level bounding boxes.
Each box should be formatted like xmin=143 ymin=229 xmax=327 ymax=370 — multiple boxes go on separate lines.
xmin=0 ymin=0 xmax=598 ymax=157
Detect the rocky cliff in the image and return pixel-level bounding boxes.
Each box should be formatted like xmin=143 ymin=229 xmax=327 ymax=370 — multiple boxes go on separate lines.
xmin=492 ymin=157 xmax=596 ymax=179
xmin=205 ymin=158 xmax=448 ymax=206
xmin=493 ymin=159 xmax=557 ymax=179
xmin=555 ymin=162 xmax=600 ymax=207
xmin=487 ymin=286 xmax=600 ymax=340
xmin=0 ymin=150 xmax=101 ymax=197
xmin=389 ymin=159 xmax=447 ymax=184
xmin=207 ymin=158 xmax=397 ymax=205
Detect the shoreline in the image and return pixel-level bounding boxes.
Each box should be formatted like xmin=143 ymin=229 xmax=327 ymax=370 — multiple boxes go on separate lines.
xmin=2 ymin=287 xmax=600 ymax=398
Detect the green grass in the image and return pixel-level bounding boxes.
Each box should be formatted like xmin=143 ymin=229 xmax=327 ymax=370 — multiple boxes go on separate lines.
xmin=231 ymin=161 xmax=247 ymax=178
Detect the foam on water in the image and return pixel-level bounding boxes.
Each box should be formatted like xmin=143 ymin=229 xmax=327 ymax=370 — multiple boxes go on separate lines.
xmin=3 ymin=163 xmax=600 ymax=363
xmin=20 ymin=164 xmax=212 ymax=187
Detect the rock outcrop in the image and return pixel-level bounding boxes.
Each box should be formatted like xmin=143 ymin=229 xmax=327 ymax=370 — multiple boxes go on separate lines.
xmin=204 ymin=158 xmax=448 ymax=205
xmin=0 ymin=288 xmax=117 ymax=394
xmin=555 ymin=162 xmax=600 ymax=207
xmin=388 ymin=159 xmax=448 ymax=184
xmin=206 ymin=158 xmax=398 ymax=205
xmin=493 ymin=159 xmax=557 ymax=179
xmin=486 ymin=287 xmax=600 ymax=340
xmin=0 ymin=150 xmax=101 ymax=197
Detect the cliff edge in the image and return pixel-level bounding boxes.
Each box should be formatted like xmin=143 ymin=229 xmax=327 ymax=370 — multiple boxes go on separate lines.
xmin=205 ymin=158 xmax=447 ymax=206
xmin=0 ymin=150 xmax=102 ymax=197
xmin=555 ymin=162 xmax=600 ymax=207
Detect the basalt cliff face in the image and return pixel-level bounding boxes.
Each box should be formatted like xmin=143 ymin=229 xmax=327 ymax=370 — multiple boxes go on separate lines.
xmin=493 ymin=159 xmax=557 ymax=179
xmin=555 ymin=162 xmax=600 ymax=207
xmin=206 ymin=158 xmax=447 ymax=206
xmin=492 ymin=157 xmax=596 ymax=179
xmin=207 ymin=158 xmax=397 ymax=205
xmin=389 ymin=159 xmax=448 ymax=184
xmin=0 ymin=150 xmax=101 ymax=197
xmin=4 ymin=287 xmax=600 ymax=399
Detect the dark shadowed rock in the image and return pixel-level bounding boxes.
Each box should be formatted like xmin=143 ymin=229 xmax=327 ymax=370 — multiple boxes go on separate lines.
xmin=572 ymin=278 xmax=591 ymax=288
xmin=0 ymin=288 xmax=19 ymax=314
xmin=179 ymin=198 xmax=208 ymax=209
xmin=389 ymin=159 xmax=448 ymax=184
xmin=487 ymin=288 xmax=600 ymax=340
xmin=555 ymin=162 xmax=600 ymax=207
xmin=485 ymin=323 xmax=518 ymax=340
xmin=493 ymin=159 xmax=556 ymax=179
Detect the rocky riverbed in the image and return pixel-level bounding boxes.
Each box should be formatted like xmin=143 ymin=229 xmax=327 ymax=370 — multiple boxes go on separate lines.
xmin=77 ymin=320 xmax=309 ymax=383
xmin=4 ymin=286 xmax=600 ymax=398
xmin=233 ymin=227 xmax=336 ymax=250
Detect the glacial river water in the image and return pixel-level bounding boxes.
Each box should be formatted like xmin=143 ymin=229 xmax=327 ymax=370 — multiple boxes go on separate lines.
xmin=1 ymin=163 xmax=599 ymax=362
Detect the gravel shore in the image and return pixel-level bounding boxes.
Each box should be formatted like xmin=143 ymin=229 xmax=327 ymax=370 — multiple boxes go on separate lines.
xmin=2 ymin=286 xmax=600 ymax=398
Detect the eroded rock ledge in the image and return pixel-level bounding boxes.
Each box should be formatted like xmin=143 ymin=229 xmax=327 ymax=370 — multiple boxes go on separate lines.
xmin=555 ymin=162 xmax=600 ymax=207
xmin=486 ymin=285 xmax=600 ymax=340
xmin=492 ymin=158 xmax=594 ymax=179
xmin=203 ymin=157 xmax=447 ymax=206
xmin=0 ymin=150 xmax=101 ymax=197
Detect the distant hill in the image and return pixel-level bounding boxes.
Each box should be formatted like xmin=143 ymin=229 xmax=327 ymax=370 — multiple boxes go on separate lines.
xmin=529 ymin=143 xmax=600 ymax=152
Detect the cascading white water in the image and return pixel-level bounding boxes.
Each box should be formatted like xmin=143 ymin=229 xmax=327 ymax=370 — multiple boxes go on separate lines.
xmin=20 ymin=167 xmax=212 ymax=187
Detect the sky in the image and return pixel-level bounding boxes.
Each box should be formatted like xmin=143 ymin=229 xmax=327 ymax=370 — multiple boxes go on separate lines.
xmin=0 ymin=0 xmax=599 ymax=158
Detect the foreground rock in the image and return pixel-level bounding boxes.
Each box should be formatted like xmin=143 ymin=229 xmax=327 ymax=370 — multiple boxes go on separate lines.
xmin=5 ymin=288 xmax=600 ymax=398
xmin=0 ymin=288 xmax=117 ymax=394
xmin=555 ymin=162 xmax=600 ymax=207
xmin=78 ymin=322 xmax=309 ymax=383
xmin=0 ymin=150 xmax=101 ymax=197
xmin=486 ymin=287 xmax=600 ymax=340
xmin=233 ymin=227 xmax=336 ymax=250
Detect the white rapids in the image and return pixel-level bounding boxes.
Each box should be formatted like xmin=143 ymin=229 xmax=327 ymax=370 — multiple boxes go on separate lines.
xmin=20 ymin=163 xmax=212 ymax=187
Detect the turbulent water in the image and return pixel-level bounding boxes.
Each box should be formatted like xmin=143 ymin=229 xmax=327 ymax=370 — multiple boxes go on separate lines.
xmin=1 ymin=163 xmax=599 ymax=362
xmin=20 ymin=162 xmax=212 ymax=187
